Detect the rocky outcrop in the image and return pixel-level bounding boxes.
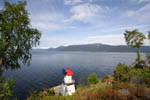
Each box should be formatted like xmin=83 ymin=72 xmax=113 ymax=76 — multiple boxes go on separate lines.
xmin=145 ymin=60 xmax=150 ymax=68
xmin=129 ymin=76 xmax=144 ymax=85
xmin=129 ymin=60 xmax=150 ymax=68
xmin=118 ymin=89 xmax=130 ymax=97
xmin=52 ymin=85 xmax=62 ymax=95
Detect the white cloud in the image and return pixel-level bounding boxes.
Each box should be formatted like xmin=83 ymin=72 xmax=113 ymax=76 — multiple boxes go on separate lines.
xmin=87 ymin=34 xmax=126 ymax=45
xmin=139 ymin=0 xmax=150 ymax=2
xmin=64 ymin=0 xmax=83 ymax=5
xmin=126 ymin=4 xmax=150 ymax=23
xmin=34 ymin=46 xmax=50 ymax=49
xmin=87 ymin=33 xmax=149 ymax=46
xmin=29 ymin=12 xmax=68 ymax=31
xmin=65 ymin=3 xmax=108 ymax=22
xmin=127 ymin=4 xmax=150 ymax=16
xmin=36 ymin=32 xmax=150 ymax=48
xmin=136 ymin=0 xmax=150 ymax=3
xmin=129 ymin=0 xmax=150 ymax=4
xmin=31 ymin=22 xmax=61 ymax=31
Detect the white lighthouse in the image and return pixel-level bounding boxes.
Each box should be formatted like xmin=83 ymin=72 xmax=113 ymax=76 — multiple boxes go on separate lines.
xmin=61 ymin=67 xmax=75 ymax=96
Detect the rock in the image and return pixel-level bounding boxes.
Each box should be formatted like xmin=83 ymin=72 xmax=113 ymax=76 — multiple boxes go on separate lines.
xmin=130 ymin=76 xmax=144 ymax=85
xmin=101 ymin=75 xmax=114 ymax=85
xmin=118 ymin=89 xmax=130 ymax=96
xmin=145 ymin=60 xmax=150 ymax=68
xmin=129 ymin=61 xmax=137 ymax=68
xmin=144 ymin=88 xmax=150 ymax=99
xmin=52 ymin=85 xmax=62 ymax=95
xmin=130 ymin=60 xmax=150 ymax=68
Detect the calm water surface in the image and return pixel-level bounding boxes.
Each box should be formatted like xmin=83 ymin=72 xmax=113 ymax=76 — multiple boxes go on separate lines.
xmin=3 ymin=51 xmax=145 ymax=99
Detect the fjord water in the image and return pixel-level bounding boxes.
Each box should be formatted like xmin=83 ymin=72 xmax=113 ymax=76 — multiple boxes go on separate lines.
xmin=3 ymin=51 xmax=145 ymax=99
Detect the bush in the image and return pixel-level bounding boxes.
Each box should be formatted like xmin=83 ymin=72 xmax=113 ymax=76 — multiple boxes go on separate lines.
xmin=88 ymin=73 xmax=99 ymax=85
xmin=114 ymin=63 xmax=129 ymax=82
xmin=101 ymin=75 xmax=109 ymax=83
xmin=0 ymin=78 xmax=17 ymax=100
xmin=129 ymin=68 xmax=150 ymax=86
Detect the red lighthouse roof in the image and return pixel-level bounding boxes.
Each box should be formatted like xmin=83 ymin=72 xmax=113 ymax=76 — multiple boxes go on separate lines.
xmin=65 ymin=67 xmax=73 ymax=76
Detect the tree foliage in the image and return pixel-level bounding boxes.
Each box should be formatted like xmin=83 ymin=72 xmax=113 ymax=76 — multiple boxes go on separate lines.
xmin=0 ymin=79 xmax=17 ymax=100
xmin=124 ymin=29 xmax=146 ymax=62
xmin=124 ymin=29 xmax=146 ymax=48
xmin=88 ymin=73 xmax=99 ymax=85
xmin=0 ymin=1 xmax=41 ymax=70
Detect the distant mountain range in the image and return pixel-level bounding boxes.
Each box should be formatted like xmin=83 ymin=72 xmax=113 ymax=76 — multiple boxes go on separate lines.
xmin=47 ymin=43 xmax=150 ymax=52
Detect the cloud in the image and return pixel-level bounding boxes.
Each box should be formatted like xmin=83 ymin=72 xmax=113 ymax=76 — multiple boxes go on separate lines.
xmin=31 ymin=22 xmax=62 ymax=31
xmin=65 ymin=3 xmax=109 ymax=22
xmin=24 ymin=0 xmax=150 ymax=48
xmin=36 ymin=32 xmax=150 ymax=49
xmin=64 ymin=0 xmax=83 ymax=5
xmin=29 ymin=12 xmax=64 ymax=23
xmin=138 ymin=0 xmax=150 ymax=2
xmin=126 ymin=4 xmax=150 ymax=23
xmin=29 ymin=12 xmax=66 ymax=31
xmin=64 ymin=0 xmax=96 ymax=5
xmin=127 ymin=4 xmax=150 ymax=16
xmin=87 ymin=34 xmax=126 ymax=45
xmin=135 ymin=0 xmax=150 ymax=3
xmin=129 ymin=0 xmax=150 ymax=4
xmin=28 ymin=9 xmax=70 ymax=31
xmin=87 ymin=33 xmax=149 ymax=46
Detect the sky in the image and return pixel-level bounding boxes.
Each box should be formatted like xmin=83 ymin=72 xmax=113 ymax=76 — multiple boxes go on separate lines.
xmin=0 ymin=0 xmax=150 ymax=49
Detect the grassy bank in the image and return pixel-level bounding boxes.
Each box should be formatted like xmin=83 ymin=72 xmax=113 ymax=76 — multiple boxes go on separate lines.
xmin=26 ymin=63 xmax=150 ymax=100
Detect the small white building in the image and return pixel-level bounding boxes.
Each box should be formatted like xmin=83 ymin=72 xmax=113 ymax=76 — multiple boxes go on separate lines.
xmin=61 ymin=67 xmax=75 ymax=96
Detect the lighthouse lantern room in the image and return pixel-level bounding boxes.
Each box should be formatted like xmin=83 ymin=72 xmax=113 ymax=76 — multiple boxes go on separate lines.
xmin=61 ymin=67 xmax=75 ymax=96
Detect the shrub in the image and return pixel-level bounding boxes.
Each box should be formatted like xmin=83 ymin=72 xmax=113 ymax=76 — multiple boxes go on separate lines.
xmin=0 ymin=78 xmax=17 ymax=100
xmin=88 ymin=73 xmax=99 ymax=85
xmin=101 ymin=75 xmax=109 ymax=83
xmin=114 ymin=63 xmax=129 ymax=82
xmin=129 ymin=68 xmax=150 ymax=86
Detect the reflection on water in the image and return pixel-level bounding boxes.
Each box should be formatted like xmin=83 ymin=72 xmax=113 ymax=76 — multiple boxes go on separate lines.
xmin=3 ymin=51 xmax=145 ymax=99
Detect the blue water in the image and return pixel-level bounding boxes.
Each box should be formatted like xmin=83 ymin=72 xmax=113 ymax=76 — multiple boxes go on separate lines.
xmin=3 ymin=51 xmax=145 ymax=99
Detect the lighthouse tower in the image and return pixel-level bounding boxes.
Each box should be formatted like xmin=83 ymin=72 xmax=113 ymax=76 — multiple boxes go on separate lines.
xmin=61 ymin=67 xmax=75 ymax=96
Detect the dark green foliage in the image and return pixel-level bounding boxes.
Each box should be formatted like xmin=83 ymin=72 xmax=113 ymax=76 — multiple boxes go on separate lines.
xmin=124 ymin=29 xmax=146 ymax=48
xmin=114 ymin=63 xmax=150 ymax=86
xmin=129 ymin=68 xmax=150 ymax=79
xmin=145 ymin=52 xmax=150 ymax=61
xmin=88 ymin=73 xmax=99 ymax=85
xmin=0 ymin=1 xmax=41 ymax=70
xmin=0 ymin=1 xmax=41 ymax=100
xmin=124 ymin=29 xmax=146 ymax=62
xmin=114 ymin=63 xmax=129 ymax=82
xmin=0 ymin=79 xmax=17 ymax=100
